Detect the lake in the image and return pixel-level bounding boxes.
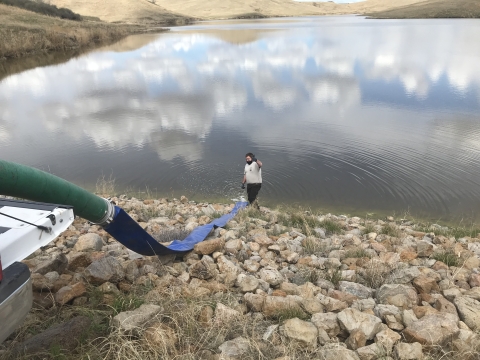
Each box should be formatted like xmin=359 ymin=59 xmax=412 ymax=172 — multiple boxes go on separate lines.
xmin=1 ymin=16 xmax=480 ymax=221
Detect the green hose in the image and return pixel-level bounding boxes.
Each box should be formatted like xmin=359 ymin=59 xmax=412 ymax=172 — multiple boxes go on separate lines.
xmin=0 ymin=160 xmax=110 ymax=224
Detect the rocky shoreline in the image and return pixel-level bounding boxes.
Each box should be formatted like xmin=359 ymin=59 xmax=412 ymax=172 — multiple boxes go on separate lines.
xmin=2 ymin=195 xmax=480 ymax=359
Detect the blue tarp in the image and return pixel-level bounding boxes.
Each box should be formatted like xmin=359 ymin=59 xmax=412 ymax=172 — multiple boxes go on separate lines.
xmin=104 ymin=201 xmax=248 ymax=256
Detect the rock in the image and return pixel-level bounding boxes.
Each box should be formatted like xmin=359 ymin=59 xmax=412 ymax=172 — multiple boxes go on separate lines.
xmin=73 ymin=233 xmax=103 ymax=252
xmin=262 ymin=295 xmax=306 ymax=318
xmin=31 ymin=273 xmax=52 ymax=291
xmin=189 ymin=258 xmax=216 ymax=280
xmin=301 ymin=298 xmax=324 ymax=314
xmin=259 ymin=267 xmax=284 ymax=286
xmin=316 ymin=293 xmax=348 ymax=312
xmin=123 ymin=260 xmax=140 ymax=282
xmin=218 ymin=336 xmax=250 ymax=359
xmin=402 ymin=309 xmax=418 ymax=328
xmin=356 ymin=344 xmax=381 ymax=360
xmin=225 ymin=239 xmax=242 ymax=253
xmin=244 ymin=260 xmax=261 ymax=273
xmin=345 ymin=329 xmax=366 ymax=350
xmin=214 ymin=303 xmax=241 ymax=325
xmin=311 ymin=312 xmax=341 ymax=338
xmin=236 ymin=274 xmax=259 ymax=293
xmin=66 ymin=252 xmax=92 ymax=271
xmin=286 ymin=252 xmax=299 ymax=263
xmin=55 ymin=282 xmax=86 ymax=305
xmin=112 ymin=304 xmax=162 ymax=333
xmin=244 ymin=293 xmax=265 ymax=312
xmin=435 ymin=297 xmax=458 ymax=317
xmin=144 ymin=322 xmax=178 ymax=352
xmin=394 ymin=342 xmax=423 ymax=360
xmin=98 ymin=281 xmax=120 ymax=294
xmin=33 ymin=253 xmax=68 ymax=275
xmin=390 ymin=267 xmax=420 ymax=284
xmin=217 ymin=256 xmax=239 ymax=276
xmin=413 ymin=275 xmax=439 ymax=294
xmin=263 ymin=324 xmax=279 ymax=341
xmin=329 ymin=289 xmax=358 ymax=306
xmin=194 ymin=238 xmax=225 ymax=255
xmin=374 ymin=304 xmax=403 ymax=331
xmin=185 ymin=222 xmax=199 ymax=232
xmin=443 ymin=287 xmax=462 ymax=302
xmin=376 ymin=284 xmax=418 ymax=309
xmin=403 ymin=313 xmax=459 ymax=345
xmin=352 ymin=298 xmax=376 ymax=312
xmin=339 ymin=281 xmax=374 ymax=299
xmin=454 ymin=296 xmax=480 ymax=330
xmin=318 ymin=344 xmax=360 ymax=360
xmin=13 ymin=316 xmax=91 ymax=355
xmin=464 ymin=256 xmax=480 ymax=270
xmin=84 ymin=256 xmax=125 ymax=285
xmin=337 ymin=308 xmax=383 ymax=340
xmin=375 ymin=328 xmax=401 ymax=352
xmin=469 ymin=273 xmax=480 ymax=287
xmin=416 ymin=240 xmax=435 ymax=257
xmin=312 ymin=227 xmax=326 ymax=238
xmin=281 ymin=318 xmax=318 ymax=347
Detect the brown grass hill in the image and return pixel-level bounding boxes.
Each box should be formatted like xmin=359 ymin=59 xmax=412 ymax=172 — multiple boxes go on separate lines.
xmin=48 ymin=0 xmax=192 ymax=24
xmin=0 ymin=4 xmax=149 ymax=59
xmin=368 ymin=0 xmax=480 ymax=18
xmin=47 ymin=0 xmax=430 ymax=22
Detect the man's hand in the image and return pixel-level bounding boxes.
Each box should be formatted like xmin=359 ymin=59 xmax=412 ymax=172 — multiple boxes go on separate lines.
xmin=241 ymin=183 xmax=245 ymax=189
xmin=252 ymin=156 xmax=257 ymax=162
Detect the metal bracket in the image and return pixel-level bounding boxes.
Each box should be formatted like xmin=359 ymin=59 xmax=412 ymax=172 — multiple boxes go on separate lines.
xmin=47 ymin=214 xmax=56 ymax=226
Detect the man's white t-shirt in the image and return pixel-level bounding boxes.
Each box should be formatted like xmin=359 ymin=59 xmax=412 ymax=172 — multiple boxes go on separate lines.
xmin=244 ymin=162 xmax=262 ymax=184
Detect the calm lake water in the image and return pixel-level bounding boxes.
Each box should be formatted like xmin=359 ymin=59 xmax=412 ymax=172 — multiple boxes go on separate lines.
xmin=1 ymin=16 xmax=480 ymax=220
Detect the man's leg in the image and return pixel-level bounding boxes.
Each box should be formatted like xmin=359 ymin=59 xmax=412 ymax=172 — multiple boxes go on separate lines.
xmin=248 ymin=184 xmax=261 ymax=208
xmin=247 ymin=184 xmax=256 ymax=204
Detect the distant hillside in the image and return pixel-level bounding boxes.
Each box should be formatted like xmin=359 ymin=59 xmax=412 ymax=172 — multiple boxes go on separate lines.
xmin=48 ymin=0 xmax=431 ymax=24
xmin=368 ymin=0 xmax=480 ymax=18
xmin=49 ymin=0 xmax=193 ymax=24
xmin=0 ymin=0 xmax=81 ymax=20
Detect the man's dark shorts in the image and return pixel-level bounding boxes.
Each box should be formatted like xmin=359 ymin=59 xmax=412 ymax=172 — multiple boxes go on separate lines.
xmin=247 ymin=183 xmax=262 ymax=204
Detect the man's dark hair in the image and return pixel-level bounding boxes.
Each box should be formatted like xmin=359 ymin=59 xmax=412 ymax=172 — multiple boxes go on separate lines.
xmin=245 ymin=152 xmax=254 ymax=158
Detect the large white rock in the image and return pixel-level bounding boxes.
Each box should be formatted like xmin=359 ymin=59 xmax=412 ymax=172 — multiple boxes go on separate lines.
xmin=259 ymin=267 xmax=284 ymax=286
xmin=454 ymin=296 xmax=480 ymax=330
xmin=281 ymin=318 xmax=318 ymax=347
xmin=394 ymin=342 xmax=423 ymax=360
xmin=74 ymin=233 xmax=103 ymax=252
xmin=218 ymin=336 xmax=250 ymax=358
xmin=337 ymin=308 xmax=383 ymax=340
xmin=112 ymin=304 xmax=162 ymax=333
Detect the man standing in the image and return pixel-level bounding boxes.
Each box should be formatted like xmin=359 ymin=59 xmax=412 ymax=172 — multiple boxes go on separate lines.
xmin=242 ymin=152 xmax=262 ymax=208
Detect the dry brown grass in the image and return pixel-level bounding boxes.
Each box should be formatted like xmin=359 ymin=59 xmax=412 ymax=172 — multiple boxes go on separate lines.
xmin=368 ymin=0 xmax=480 ymax=18
xmin=0 ymin=287 xmax=327 ymax=359
xmin=49 ymin=0 xmax=192 ymax=24
xmin=0 ymin=4 xmax=159 ymax=59
xmin=48 ymin=0 xmax=429 ymax=22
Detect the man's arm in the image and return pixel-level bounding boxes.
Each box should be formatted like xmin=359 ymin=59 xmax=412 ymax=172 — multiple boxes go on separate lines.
xmin=256 ymin=160 xmax=262 ymax=168
xmin=242 ymin=175 xmax=246 ymax=184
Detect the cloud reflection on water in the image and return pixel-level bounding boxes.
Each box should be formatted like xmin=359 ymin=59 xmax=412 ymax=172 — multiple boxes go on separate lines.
xmin=1 ymin=17 xmax=480 ymax=217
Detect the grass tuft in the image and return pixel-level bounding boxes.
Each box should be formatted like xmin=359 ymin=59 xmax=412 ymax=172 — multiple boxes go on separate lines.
xmin=380 ymin=223 xmax=399 ymax=237
xmin=432 ymin=250 xmax=460 ymax=267
xmin=344 ymin=247 xmax=371 ymax=259
xmin=272 ymin=309 xmax=309 ymax=322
